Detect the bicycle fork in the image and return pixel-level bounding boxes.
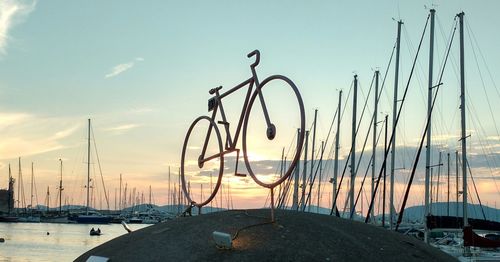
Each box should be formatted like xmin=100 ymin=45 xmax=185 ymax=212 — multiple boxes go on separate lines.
xmin=249 ymin=51 xmax=275 ymax=141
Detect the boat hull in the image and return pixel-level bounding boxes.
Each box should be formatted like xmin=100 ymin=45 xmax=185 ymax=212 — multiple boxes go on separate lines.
xmin=75 ymin=215 xmax=112 ymax=224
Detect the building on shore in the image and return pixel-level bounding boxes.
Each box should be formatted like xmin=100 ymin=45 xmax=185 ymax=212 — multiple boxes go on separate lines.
xmin=0 ymin=176 xmax=15 ymax=214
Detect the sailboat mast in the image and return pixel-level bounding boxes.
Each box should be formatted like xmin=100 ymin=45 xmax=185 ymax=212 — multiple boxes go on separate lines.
xmin=390 ymin=20 xmax=403 ymax=230
xmin=31 ymin=162 xmax=34 ymax=211
xmin=372 ymin=70 xmax=380 ymax=221
xmin=436 ymin=152 xmax=442 ymax=205
xmin=424 ymin=8 xmax=435 ymax=243
xmin=350 ymin=75 xmax=358 ymax=219
xmin=310 ymin=109 xmax=318 ymax=206
xmin=168 ymin=167 xmax=171 ymax=207
xmin=59 ymin=158 xmax=63 ymax=214
xmin=119 ymin=173 xmax=122 ymax=210
xmin=382 ymin=114 xmax=388 ymax=227
xmin=301 ymin=130 xmax=309 ymax=211
xmin=17 ymin=157 xmax=21 ymax=211
xmin=447 ymin=152 xmax=450 ymax=216
xmin=8 ymin=164 xmax=13 ymax=214
xmin=456 ymin=150 xmax=459 ymax=216
xmin=293 ymin=129 xmax=300 ymax=210
xmin=317 ymin=141 xmax=324 ymax=212
xmin=332 ymin=90 xmax=342 ymax=213
xmin=458 ymin=11 xmax=468 ymax=227
xmin=87 ymin=118 xmax=91 ymax=215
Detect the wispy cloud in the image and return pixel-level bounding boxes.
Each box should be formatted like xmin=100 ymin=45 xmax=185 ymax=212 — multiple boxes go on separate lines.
xmin=0 ymin=112 xmax=31 ymax=127
xmin=104 ymin=57 xmax=144 ymax=78
xmin=104 ymin=123 xmax=141 ymax=133
xmin=0 ymin=0 xmax=36 ymax=55
xmin=105 ymin=62 xmax=134 ymax=78
xmin=0 ymin=112 xmax=81 ymax=159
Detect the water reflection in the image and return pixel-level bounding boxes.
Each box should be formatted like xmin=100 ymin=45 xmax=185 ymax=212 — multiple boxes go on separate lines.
xmin=0 ymin=222 xmax=149 ymax=261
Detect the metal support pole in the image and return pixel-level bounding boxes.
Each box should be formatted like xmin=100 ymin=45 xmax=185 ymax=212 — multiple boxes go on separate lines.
xmin=350 ymin=75 xmax=358 ymax=219
xmin=424 ymin=9 xmax=435 ymax=243
xmin=301 ymin=131 xmax=309 ymax=211
xmin=372 ymin=70 xmax=380 ymax=221
xmin=293 ymin=129 xmax=300 ymax=210
xmin=390 ymin=20 xmax=403 ymax=230
xmin=332 ymin=90 xmax=342 ymax=212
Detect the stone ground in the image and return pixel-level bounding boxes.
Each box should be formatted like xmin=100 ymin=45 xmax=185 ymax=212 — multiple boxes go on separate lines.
xmin=76 ymin=209 xmax=456 ymax=261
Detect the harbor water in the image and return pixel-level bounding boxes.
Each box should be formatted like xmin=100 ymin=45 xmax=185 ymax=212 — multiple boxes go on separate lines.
xmin=0 ymin=222 xmax=150 ymax=261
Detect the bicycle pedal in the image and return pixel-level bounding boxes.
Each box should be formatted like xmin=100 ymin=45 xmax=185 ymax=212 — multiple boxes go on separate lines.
xmin=218 ymin=120 xmax=229 ymax=125
xmin=235 ymin=173 xmax=247 ymax=177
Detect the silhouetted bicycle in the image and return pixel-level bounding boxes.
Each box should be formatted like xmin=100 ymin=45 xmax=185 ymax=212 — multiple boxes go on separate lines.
xmin=181 ymin=50 xmax=305 ymax=211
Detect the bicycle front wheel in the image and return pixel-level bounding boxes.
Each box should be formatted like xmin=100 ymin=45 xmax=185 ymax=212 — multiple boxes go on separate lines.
xmin=242 ymin=75 xmax=305 ymax=189
xmin=181 ymin=116 xmax=224 ymax=208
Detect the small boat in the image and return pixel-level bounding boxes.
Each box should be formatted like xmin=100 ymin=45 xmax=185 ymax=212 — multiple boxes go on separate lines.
xmin=89 ymin=228 xmax=101 ymax=236
xmin=126 ymin=217 xmax=143 ymax=224
xmin=0 ymin=216 xmax=18 ymax=223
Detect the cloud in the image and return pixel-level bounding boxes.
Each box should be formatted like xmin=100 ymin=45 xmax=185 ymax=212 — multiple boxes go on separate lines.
xmin=104 ymin=57 xmax=144 ymax=78
xmin=104 ymin=123 xmax=141 ymax=134
xmin=0 ymin=0 xmax=36 ymax=55
xmin=0 ymin=112 xmax=81 ymax=159
xmin=105 ymin=62 xmax=134 ymax=78
xmin=0 ymin=112 xmax=31 ymax=128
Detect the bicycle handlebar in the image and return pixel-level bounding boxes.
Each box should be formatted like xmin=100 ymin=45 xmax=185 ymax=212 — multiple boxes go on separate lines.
xmin=209 ymin=86 xmax=222 ymax=95
xmin=247 ymin=50 xmax=260 ymax=68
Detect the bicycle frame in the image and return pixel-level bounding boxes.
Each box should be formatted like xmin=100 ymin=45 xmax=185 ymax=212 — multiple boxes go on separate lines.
xmin=198 ymin=51 xmax=272 ymax=174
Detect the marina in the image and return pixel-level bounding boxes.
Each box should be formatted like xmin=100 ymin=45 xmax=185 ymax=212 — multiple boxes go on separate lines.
xmin=1 ymin=1 xmax=500 ymax=261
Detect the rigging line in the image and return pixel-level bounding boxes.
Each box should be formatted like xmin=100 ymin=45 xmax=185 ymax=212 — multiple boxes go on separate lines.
xmin=466 ymin=23 xmax=500 ymax=142
xmin=330 ymin=74 xmax=375 ymax=216
xmin=365 ymin=12 xmax=431 ymax=224
xmin=351 ymin=117 xmax=385 ymax=218
xmin=324 ymin=90 xmax=349 ymax=176
xmin=278 ymin=170 xmax=293 ymax=208
xmin=465 ymin=100 xmax=500 ymax=196
xmin=303 ymin=141 xmax=326 ymax=211
xmin=91 ymin=124 xmax=110 ymax=210
xmin=303 ymin=108 xmax=338 ymax=209
xmin=465 ymin=18 xmax=500 ymax=101
xmin=303 ymin=108 xmax=339 ymax=210
xmin=280 ymin=155 xmax=296 ymax=208
xmin=33 ymin=170 xmax=39 ymax=207
xmin=329 ymin=42 xmax=396 ymax=216
xmin=264 ymin=153 xmax=287 ymax=208
xmin=466 ymin=159 xmax=487 ymax=220
xmin=394 ymin=16 xmax=457 ymax=230
xmin=405 ymin=22 xmax=449 ymax=145
xmin=279 ymin=132 xmax=307 ymax=208
xmin=465 ymin=84 xmax=500 ymax=178
xmin=402 ymin=25 xmax=428 ymax=106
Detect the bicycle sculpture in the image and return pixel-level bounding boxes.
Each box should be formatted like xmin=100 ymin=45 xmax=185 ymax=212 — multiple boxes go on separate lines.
xmin=180 ymin=50 xmax=305 ymax=218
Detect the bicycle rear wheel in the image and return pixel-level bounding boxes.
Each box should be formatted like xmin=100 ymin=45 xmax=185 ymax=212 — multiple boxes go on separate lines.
xmin=181 ymin=116 xmax=224 ymax=208
xmin=242 ymin=75 xmax=305 ymax=189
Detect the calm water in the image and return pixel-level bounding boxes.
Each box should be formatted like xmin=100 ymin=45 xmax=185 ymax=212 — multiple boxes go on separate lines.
xmin=0 ymin=222 xmax=150 ymax=261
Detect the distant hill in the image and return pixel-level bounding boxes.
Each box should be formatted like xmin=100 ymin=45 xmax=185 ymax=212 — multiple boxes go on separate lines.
xmin=396 ymin=202 xmax=500 ymax=223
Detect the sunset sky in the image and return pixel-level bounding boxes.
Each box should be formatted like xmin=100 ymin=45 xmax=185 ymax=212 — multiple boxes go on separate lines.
xmin=1 ymin=0 xmax=500 ymax=216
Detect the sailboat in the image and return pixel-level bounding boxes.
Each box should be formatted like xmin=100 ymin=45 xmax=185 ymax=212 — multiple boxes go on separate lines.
xmin=424 ymin=12 xmax=500 ymax=250
xmin=73 ymin=119 xmax=112 ymax=224
xmin=386 ymin=10 xmax=500 ymax=255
